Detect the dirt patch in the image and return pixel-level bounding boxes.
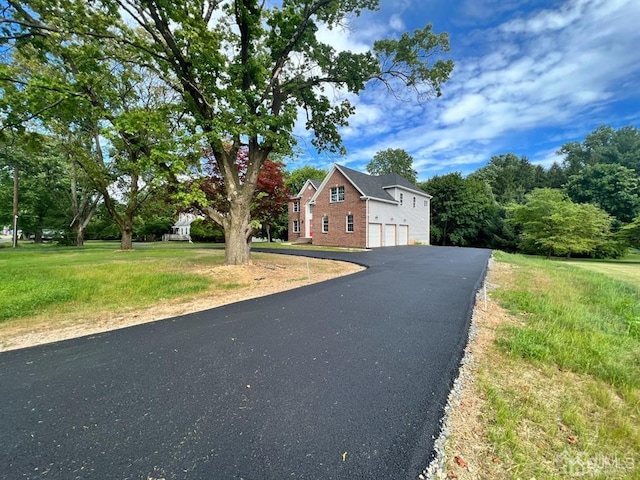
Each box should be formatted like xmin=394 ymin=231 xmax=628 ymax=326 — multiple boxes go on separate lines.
xmin=0 ymin=257 xmax=363 ymax=352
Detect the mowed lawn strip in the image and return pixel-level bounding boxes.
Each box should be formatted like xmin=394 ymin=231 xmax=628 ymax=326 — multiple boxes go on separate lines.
xmin=475 ymin=251 xmax=640 ymax=479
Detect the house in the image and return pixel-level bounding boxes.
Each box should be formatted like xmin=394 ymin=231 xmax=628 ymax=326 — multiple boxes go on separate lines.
xmin=162 ymin=212 xmax=198 ymax=242
xmin=288 ymin=164 xmax=432 ymax=248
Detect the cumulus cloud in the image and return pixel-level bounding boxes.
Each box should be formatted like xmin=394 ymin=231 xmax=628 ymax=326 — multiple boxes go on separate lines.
xmin=297 ymin=0 xmax=640 ymax=180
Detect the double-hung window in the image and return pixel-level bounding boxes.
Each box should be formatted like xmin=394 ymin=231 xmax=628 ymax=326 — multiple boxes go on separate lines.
xmin=330 ymin=186 xmax=345 ymax=202
xmin=293 ymin=201 xmax=300 ymax=213
xmin=399 ymin=193 xmax=404 ymax=205
xmin=346 ymin=214 xmax=354 ymax=233
xmin=322 ymin=215 xmax=329 ymax=233
xmin=292 ymin=220 xmax=300 ymax=233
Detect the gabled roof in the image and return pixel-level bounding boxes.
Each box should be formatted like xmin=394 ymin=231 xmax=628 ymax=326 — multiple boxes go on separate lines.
xmin=333 ymin=164 xmax=432 ymax=202
xmin=292 ymin=178 xmax=322 ymax=199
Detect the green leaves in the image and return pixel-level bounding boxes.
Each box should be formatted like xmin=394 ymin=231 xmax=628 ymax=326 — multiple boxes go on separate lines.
xmin=508 ymin=189 xmax=613 ymax=258
xmin=374 ymin=23 xmax=453 ymax=99
xmin=366 ymin=148 xmax=417 ymax=183
xmin=420 ymin=172 xmax=499 ymax=247
xmin=566 ymin=160 xmax=640 ymax=225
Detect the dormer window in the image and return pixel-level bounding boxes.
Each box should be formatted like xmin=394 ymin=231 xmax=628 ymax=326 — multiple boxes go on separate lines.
xmin=330 ymin=186 xmax=345 ymax=202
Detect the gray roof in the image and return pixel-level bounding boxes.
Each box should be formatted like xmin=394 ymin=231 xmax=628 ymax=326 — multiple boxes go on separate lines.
xmin=336 ymin=164 xmax=427 ymax=202
xmin=293 ymin=178 xmax=323 ymax=198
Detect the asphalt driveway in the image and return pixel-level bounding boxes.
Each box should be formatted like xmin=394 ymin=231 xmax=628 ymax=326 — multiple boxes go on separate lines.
xmin=0 ymin=246 xmax=491 ymax=480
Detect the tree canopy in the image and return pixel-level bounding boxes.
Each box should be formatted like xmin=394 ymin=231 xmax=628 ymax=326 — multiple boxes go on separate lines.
xmin=285 ymin=165 xmax=328 ymax=195
xmin=468 ymin=153 xmax=545 ymax=204
xmin=419 ymin=172 xmax=499 ymax=247
xmin=507 ymin=188 xmax=612 ymax=258
xmin=565 ymin=163 xmax=640 ymax=225
xmin=366 ymin=148 xmax=418 ymax=183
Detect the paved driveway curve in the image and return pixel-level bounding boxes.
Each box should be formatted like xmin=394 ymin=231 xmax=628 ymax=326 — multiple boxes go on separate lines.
xmin=0 ymin=246 xmax=491 ymax=480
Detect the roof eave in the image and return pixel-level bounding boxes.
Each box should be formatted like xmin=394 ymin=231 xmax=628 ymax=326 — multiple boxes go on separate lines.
xmin=361 ymin=195 xmax=399 ymax=205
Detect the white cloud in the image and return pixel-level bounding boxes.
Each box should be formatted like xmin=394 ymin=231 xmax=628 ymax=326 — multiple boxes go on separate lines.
xmin=389 ymin=14 xmax=405 ymax=31
xmin=295 ymin=0 xmax=640 ymax=179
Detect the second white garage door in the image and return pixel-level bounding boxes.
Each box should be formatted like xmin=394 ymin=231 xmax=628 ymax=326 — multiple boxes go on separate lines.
xmin=384 ymin=224 xmax=396 ymax=246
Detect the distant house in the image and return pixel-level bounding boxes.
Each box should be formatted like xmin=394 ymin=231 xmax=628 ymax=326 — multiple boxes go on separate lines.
xmin=163 ymin=213 xmax=198 ymax=242
xmin=288 ymin=164 xmax=431 ymax=248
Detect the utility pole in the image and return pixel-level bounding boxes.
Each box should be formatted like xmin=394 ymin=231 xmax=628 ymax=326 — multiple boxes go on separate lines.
xmin=12 ymin=164 xmax=19 ymax=248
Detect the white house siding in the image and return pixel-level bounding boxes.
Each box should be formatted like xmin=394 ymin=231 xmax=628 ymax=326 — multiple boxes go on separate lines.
xmin=368 ymin=189 xmax=430 ymax=246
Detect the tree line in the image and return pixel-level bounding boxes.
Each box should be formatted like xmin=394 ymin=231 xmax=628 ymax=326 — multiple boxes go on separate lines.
xmin=418 ymin=125 xmax=640 ymax=258
xmin=3 ymin=124 xmax=639 ymax=259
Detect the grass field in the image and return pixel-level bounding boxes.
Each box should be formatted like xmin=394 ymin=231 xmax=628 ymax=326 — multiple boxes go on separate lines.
xmin=0 ymin=242 xmax=218 ymax=322
xmin=564 ymin=252 xmax=640 ymax=290
xmin=476 ymin=251 xmax=640 ymax=479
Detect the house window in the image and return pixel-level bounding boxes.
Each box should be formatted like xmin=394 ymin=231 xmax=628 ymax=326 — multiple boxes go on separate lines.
xmin=309 ymin=204 xmax=314 ymax=214
xmin=293 ymin=201 xmax=300 ymax=213
xmin=346 ymin=214 xmax=354 ymax=233
xmin=424 ymin=200 xmax=429 ymax=207
xmin=413 ymin=197 xmax=416 ymax=208
xmin=399 ymin=193 xmax=404 ymax=205
xmin=292 ymin=220 xmax=300 ymax=233
xmin=330 ymin=186 xmax=345 ymax=202
xmin=322 ymin=215 xmax=329 ymax=233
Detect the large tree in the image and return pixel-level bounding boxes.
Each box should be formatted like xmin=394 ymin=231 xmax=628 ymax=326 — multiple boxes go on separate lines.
xmin=198 ymin=147 xmax=290 ymax=242
xmin=0 ymin=12 xmax=192 ymax=250
xmin=285 ymin=165 xmax=328 ymax=195
xmin=419 ymin=172 xmax=499 ymax=247
xmin=366 ymin=148 xmax=417 ymax=183
xmin=507 ymin=188 xmax=613 ymax=258
xmin=469 ymin=153 xmax=545 ymax=205
xmin=565 ymin=163 xmax=640 ymax=225
xmin=1 ymin=0 xmax=453 ymax=264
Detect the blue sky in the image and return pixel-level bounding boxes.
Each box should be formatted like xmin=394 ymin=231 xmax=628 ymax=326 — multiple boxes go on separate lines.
xmin=290 ymin=0 xmax=640 ymax=182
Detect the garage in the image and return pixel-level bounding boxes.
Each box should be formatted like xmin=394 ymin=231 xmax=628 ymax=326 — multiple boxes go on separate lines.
xmin=368 ymin=223 xmax=382 ymax=248
xmin=384 ymin=224 xmax=396 ymax=246
xmin=398 ymin=225 xmax=409 ymax=245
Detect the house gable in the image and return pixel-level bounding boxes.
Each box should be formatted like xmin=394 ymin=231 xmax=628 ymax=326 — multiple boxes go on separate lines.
xmin=287 ymin=179 xmax=320 ymax=241
xmin=310 ymin=167 xmax=367 ymax=248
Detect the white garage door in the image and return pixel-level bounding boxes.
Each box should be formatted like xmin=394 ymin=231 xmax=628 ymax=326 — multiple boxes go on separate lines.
xmin=368 ymin=223 xmax=382 ymax=248
xmin=398 ymin=225 xmax=409 ymax=245
xmin=384 ymin=224 xmax=396 ymax=246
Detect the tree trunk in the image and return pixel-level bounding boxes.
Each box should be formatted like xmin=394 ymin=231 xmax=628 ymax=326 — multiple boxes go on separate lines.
xmin=12 ymin=164 xmax=19 ymax=248
xmin=121 ymin=227 xmax=134 ymax=250
xmin=76 ymin=227 xmax=85 ymax=247
xmin=120 ymin=213 xmax=135 ymax=250
xmin=223 ymin=199 xmax=253 ymax=265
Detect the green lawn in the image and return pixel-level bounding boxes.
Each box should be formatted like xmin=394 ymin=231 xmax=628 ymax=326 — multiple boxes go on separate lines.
xmin=562 ymin=252 xmax=640 ymax=290
xmin=0 ymin=241 xmax=219 ymax=322
xmin=477 ymin=251 xmax=640 ymax=479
